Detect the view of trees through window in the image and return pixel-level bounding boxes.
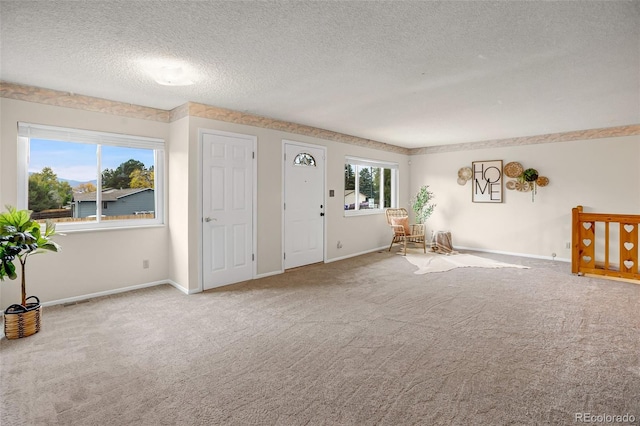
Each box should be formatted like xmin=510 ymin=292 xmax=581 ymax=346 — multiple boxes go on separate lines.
xmin=344 ymin=163 xmax=393 ymax=211
xmin=27 ymin=139 xmax=156 ymax=223
xmin=101 ymin=158 xmax=154 ymax=190
xmin=28 ymin=167 xmax=74 ymax=212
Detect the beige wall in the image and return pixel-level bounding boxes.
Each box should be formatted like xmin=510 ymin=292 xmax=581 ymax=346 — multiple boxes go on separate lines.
xmin=186 ymin=117 xmax=409 ymax=285
xmin=4 ymin=91 xmax=637 ymax=306
xmin=0 ymin=96 xmax=407 ymax=304
xmin=167 ymin=116 xmax=191 ymax=292
xmin=410 ymin=136 xmax=640 ymax=260
xmin=0 ymin=98 xmax=171 ymax=307
xmin=328 ymin=138 xmax=410 ymax=259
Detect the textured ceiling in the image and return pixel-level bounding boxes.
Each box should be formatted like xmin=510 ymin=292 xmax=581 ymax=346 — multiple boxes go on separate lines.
xmin=1 ymin=1 xmax=639 ymax=148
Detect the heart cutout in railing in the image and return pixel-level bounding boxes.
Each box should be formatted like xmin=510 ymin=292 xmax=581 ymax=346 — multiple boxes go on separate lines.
xmin=583 ymin=222 xmax=592 ymax=230
xmin=582 ymin=239 xmax=592 ymax=247
xmin=624 ymin=242 xmax=634 ymax=251
xmin=623 ymin=260 xmax=634 ymax=270
xmin=624 ymin=224 xmax=635 ymax=233
xmin=582 ymin=255 xmax=592 ymax=263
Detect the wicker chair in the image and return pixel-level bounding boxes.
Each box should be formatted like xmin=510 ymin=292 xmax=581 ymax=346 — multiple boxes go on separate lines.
xmin=385 ymin=208 xmax=426 ymax=256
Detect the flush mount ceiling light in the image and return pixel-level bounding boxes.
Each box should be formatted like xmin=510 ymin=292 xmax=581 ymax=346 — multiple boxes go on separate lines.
xmin=154 ymin=66 xmax=194 ymax=86
xmin=139 ymin=59 xmax=197 ymax=86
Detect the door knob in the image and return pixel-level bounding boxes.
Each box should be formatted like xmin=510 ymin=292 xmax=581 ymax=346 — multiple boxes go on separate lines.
xmin=320 ymin=212 xmax=325 ymax=217
xmin=204 ymin=217 xmax=216 ymax=222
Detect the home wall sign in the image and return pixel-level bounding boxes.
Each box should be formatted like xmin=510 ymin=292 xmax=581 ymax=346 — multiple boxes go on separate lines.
xmin=472 ymin=160 xmax=503 ymax=203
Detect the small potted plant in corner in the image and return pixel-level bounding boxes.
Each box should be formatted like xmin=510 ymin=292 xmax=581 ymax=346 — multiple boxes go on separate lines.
xmin=0 ymin=206 xmax=61 ymax=339
xmin=409 ymin=185 xmax=436 ymax=249
xmin=411 ymin=185 xmax=436 ymax=225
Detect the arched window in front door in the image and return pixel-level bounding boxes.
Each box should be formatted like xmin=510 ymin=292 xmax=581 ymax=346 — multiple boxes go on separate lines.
xmin=293 ymin=152 xmax=316 ymax=167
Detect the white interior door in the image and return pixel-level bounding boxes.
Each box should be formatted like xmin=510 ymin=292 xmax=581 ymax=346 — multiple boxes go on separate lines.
xmin=202 ymin=131 xmax=254 ymax=290
xmin=284 ymin=142 xmax=325 ymax=269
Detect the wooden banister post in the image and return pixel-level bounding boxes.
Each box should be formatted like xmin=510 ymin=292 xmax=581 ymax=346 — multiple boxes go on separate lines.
xmin=571 ymin=206 xmax=582 ymax=274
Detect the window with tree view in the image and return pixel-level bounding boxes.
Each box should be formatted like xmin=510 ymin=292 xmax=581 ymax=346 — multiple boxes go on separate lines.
xmin=18 ymin=123 xmax=164 ymax=229
xmin=344 ymin=157 xmax=397 ymax=215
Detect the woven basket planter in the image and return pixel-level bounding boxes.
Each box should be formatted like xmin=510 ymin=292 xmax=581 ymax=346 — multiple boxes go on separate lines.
xmin=4 ymin=296 xmax=41 ymax=339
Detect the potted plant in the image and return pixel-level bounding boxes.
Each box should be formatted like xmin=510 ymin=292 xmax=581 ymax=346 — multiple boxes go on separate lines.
xmin=411 ymin=185 xmax=436 ymax=224
xmin=0 ymin=206 xmax=61 ymax=339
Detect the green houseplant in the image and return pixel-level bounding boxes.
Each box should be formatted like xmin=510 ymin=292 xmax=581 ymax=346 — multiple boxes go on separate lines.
xmin=0 ymin=206 xmax=61 ymax=339
xmin=411 ymin=185 xmax=436 ymax=225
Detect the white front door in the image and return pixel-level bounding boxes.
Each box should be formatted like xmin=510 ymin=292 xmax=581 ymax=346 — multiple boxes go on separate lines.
xmin=202 ymin=130 xmax=255 ymax=290
xmin=284 ymin=142 xmax=325 ymax=269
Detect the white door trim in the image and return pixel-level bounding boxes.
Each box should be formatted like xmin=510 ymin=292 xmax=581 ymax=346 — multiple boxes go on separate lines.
xmin=281 ymin=139 xmax=327 ymax=271
xmin=198 ymin=128 xmax=257 ymax=292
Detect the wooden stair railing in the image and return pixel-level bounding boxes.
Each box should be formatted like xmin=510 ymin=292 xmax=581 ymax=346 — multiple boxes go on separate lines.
xmin=572 ymin=205 xmax=640 ymax=283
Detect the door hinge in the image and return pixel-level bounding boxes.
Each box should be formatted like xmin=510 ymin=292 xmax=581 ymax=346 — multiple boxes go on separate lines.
xmin=284 ymin=153 xmax=286 ymax=161
xmin=252 ymin=151 xmax=255 ymax=159
xmin=284 ymin=202 xmax=286 ymax=210
xmin=252 ymin=253 xmax=255 ymax=261
xmin=284 ymin=253 xmax=286 ymax=260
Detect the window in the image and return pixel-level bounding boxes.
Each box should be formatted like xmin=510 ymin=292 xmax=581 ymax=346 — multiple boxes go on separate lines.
xmin=18 ymin=123 xmax=164 ymax=230
xmin=293 ymin=152 xmax=316 ymax=167
xmin=344 ymin=156 xmax=398 ymax=216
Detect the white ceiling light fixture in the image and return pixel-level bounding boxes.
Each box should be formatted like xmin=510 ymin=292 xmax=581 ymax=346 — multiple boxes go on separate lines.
xmin=154 ymin=65 xmax=194 ymax=86
xmin=139 ymin=59 xmax=197 ymax=86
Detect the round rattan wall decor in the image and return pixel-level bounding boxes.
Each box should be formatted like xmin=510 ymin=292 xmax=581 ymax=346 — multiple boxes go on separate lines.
xmin=458 ymin=167 xmax=472 ymax=180
xmin=503 ymin=162 xmax=524 ymax=178
xmin=536 ymin=176 xmax=550 ymax=187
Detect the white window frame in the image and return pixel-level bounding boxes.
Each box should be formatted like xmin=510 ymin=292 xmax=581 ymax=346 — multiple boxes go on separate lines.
xmin=344 ymin=156 xmax=398 ymax=217
xmin=17 ymin=122 xmax=165 ymax=231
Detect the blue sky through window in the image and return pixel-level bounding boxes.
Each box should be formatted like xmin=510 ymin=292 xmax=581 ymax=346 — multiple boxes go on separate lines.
xmin=29 ymin=139 xmax=154 ymax=183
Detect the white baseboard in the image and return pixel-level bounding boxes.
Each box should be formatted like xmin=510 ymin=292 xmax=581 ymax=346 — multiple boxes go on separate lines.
xmin=326 ymin=246 xmax=389 ymax=263
xmin=255 ymin=270 xmax=283 ymax=279
xmin=166 ymin=280 xmax=199 ymax=295
xmin=254 ymin=246 xmax=390 ymax=275
xmin=455 ymin=246 xmax=571 ymax=263
xmin=42 ymin=280 xmax=185 ymax=307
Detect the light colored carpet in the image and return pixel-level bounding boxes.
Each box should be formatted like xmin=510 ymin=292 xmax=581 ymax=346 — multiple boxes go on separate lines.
xmin=1 ymin=249 xmax=639 ymax=425
xmin=402 ymin=248 xmax=530 ymax=274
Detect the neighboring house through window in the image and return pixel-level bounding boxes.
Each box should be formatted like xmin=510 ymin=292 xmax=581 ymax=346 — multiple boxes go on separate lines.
xmin=344 ymin=156 xmax=398 ymax=216
xmin=75 ymin=188 xmax=155 ymax=218
xmin=18 ymin=122 xmax=164 ymax=230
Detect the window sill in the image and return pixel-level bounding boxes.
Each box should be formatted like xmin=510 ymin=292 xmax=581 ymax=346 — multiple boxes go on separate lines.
xmin=53 ymin=222 xmax=165 ymax=234
xmin=344 ymin=209 xmax=386 ymax=217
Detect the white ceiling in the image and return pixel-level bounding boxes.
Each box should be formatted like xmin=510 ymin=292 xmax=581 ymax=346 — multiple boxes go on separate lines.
xmin=1 ymin=1 xmax=639 ymax=149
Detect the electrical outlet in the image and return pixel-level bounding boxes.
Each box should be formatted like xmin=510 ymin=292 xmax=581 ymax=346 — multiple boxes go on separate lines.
xmin=143 ymin=260 xmax=149 ymax=269
xmin=566 ymin=242 xmax=571 ymax=249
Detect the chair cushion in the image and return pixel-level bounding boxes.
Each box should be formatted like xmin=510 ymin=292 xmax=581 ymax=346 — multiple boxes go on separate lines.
xmin=390 ymin=216 xmax=410 ymax=235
